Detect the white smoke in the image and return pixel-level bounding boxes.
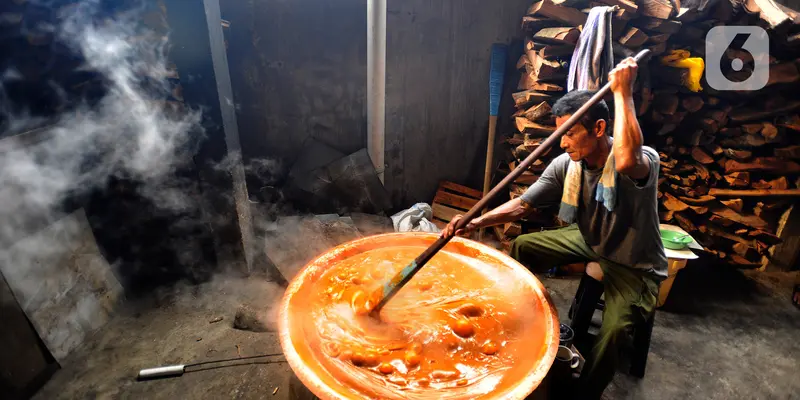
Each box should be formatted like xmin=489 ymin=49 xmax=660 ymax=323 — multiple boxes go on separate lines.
xmin=0 ymin=0 xmax=202 ymax=249
xmin=0 ymin=0 xmax=211 ymax=360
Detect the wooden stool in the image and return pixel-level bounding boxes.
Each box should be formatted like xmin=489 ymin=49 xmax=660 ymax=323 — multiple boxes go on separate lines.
xmin=567 ymin=265 xmax=656 ymax=379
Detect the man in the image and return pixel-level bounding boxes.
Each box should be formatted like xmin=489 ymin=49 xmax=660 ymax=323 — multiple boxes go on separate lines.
xmin=443 ymin=57 xmax=667 ymax=398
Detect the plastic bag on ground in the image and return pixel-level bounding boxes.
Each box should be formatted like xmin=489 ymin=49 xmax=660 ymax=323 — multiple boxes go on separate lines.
xmin=391 ymin=203 xmax=441 ymax=233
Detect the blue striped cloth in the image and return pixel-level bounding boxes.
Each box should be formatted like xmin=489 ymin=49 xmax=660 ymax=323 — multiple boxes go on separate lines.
xmin=567 ymin=6 xmax=615 ymax=92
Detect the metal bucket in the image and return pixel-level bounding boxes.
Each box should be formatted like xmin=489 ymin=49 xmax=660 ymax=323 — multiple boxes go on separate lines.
xmin=278 ymin=232 xmax=559 ymax=400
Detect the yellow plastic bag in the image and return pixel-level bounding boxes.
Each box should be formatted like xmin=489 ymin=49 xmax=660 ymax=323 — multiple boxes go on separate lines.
xmin=660 ymin=50 xmax=705 ymax=92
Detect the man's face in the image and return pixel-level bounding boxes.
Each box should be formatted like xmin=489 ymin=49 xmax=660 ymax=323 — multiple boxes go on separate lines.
xmin=556 ymin=115 xmax=605 ymax=162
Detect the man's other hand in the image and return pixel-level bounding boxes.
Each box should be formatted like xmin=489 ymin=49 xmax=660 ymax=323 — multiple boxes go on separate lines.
xmin=441 ymin=215 xmax=478 ymax=239
xmin=608 ymin=57 xmax=638 ymax=97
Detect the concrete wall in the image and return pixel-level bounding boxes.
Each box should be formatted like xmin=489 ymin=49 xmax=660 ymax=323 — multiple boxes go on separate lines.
xmin=220 ymin=0 xmax=368 ymax=184
xmin=384 ymin=0 xmax=531 ymax=206
xmin=221 ymin=0 xmax=532 ymax=207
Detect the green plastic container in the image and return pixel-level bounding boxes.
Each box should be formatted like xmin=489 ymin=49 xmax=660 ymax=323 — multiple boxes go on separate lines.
xmin=660 ymin=229 xmax=693 ymax=250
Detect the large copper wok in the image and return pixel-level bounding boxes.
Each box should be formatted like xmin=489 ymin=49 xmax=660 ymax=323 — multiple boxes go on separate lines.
xmin=278 ymin=232 xmax=559 ymax=399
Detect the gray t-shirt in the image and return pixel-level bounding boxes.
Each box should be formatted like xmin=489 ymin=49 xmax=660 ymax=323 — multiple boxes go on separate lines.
xmin=519 ymin=147 xmax=668 ymax=279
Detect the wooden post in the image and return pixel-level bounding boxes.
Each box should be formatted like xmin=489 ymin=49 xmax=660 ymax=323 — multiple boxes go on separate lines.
xmin=163 ymin=0 xmax=285 ymax=284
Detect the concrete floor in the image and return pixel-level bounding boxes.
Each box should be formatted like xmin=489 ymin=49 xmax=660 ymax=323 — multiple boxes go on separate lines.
xmin=33 ymin=262 xmax=800 ymax=400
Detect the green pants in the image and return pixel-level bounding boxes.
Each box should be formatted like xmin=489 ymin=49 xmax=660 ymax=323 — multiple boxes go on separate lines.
xmin=510 ymin=224 xmax=659 ymax=399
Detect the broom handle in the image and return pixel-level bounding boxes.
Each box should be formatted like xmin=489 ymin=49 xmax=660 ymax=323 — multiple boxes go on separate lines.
xmin=371 ymin=49 xmax=651 ymax=316
xmin=479 ymin=115 xmax=499 ymax=240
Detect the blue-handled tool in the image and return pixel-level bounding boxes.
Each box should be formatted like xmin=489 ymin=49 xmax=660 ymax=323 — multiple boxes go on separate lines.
xmin=479 ymin=43 xmax=509 ymax=241
xmin=369 ymin=49 xmax=653 ymax=318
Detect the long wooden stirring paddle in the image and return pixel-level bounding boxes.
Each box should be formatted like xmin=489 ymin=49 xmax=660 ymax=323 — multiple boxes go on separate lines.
xmin=369 ymin=49 xmax=652 ymax=318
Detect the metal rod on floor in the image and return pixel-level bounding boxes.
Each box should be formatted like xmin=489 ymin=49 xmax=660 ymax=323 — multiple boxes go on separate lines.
xmin=137 ymin=353 xmax=285 ymax=380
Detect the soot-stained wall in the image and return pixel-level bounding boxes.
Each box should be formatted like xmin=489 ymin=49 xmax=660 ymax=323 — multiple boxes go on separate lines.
xmin=221 ymin=0 xmax=532 ymax=207
xmin=384 ymin=0 xmax=533 ymax=206
xmin=220 ymin=0 xmax=368 ymax=187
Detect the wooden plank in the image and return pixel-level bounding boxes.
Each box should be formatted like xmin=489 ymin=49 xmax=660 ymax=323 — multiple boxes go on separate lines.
xmin=709 ymin=189 xmax=800 ymax=197
xmin=439 ymin=181 xmax=482 ymax=199
xmin=432 ymin=203 xmax=463 ymax=223
xmin=433 ymin=191 xmax=479 ymax=211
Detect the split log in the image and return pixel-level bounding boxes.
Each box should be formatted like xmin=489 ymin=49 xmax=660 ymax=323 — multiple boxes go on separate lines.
xmin=516 ymin=117 xmax=557 ymax=136
xmin=526 ymin=52 xmax=566 ymax=81
xmin=721 ymin=199 xmax=744 ymax=213
xmin=653 ymin=93 xmax=679 ymax=114
xmin=640 ymin=0 xmax=676 ymax=19
xmin=710 ymin=188 xmax=800 ymax=197
xmin=679 ymin=195 xmax=716 ymax=205
xmin=719 ymin=134 xmax=766 ymax=148
xmin=522 ymin=101 xmax=553 ymax=121
xmin=711 ymin=207 xmax=769 ymax=230
xmin=660 ymin=210 xmax=675 ymax=221
xmin=691 ymin=147 xmax=714 ymax=164
xmin=705 ymin=143 xmax=724 ymax=156
xmin=632 ymin=16 xmax=682 ymax=33
xmin=752 ymin=177 xmax=789 ymax=190
xmin=595 ymin=0 xmax=639 ymax=12
xmin=519 ymin=75 xmax=566 ymax=92
xmin=729 ymin=100 xmax=800 ymax=123
xmin=724 ymin=158 xmax=800 ymax=174
xmin=674 ymin=212 xmax=697 ymax=232
xmin=536 ymin=44 xmax=576 ymax=59
xmin=532 ymin=27 xmax=581 ymax=45
xmin=517 ymin=55 xmax=529 ymax=70
xmin=690 ymin=205 xmax=710 ymax=214
xmin=663 ymin=193 xmax=690 ymax=211
xmin=760 ymin=123 xmax=780 ymax=142
xmin=740 ymin=123 xmax=763 ymax=135
xmin=723 ymin=148 xmax=752 ymax=161
xmin=748 ymin=229 xmax=782 ymax=245
xmin=743 ymin=0 xmax=792 ymax=30
xmin=527 ymin=0 xmax=588 ymax=26
xmin=724 ymin=172 xmax=750 ymax=188
xmin=732 ymin=242 xmax=758 ymax=258
xmin=651 ymin=65 xmax=689 ymax=87
xmin=775 ymin=145 xmax=800 ymax=159
xmin=754 ymin=201 xmax=789 ymax=217
xmin=647 ymin=33 xmax=672 ymax=44
xmin=513 ymin=90 xmax=553 ymax=108
xmin=668 ymin=184 xmax=697 ymax=198
xmin=727 ymin=254 xmax=762 ymax=268
xmin=619 ymin=27 xmax=649 ymax=48
xmin=681 ymin=96 xmax=704 ymax=112
xmin=778 ymin=115 xmax=800 ymax=131
xmin=647 ymin=41 xmax=668 ymax=56
xmin=522 ymin=16 xmax=560 ymax=32
xmin=692 ymin=163 xmax=710 ymax=181
xmin=710 ymin=214 xmax=735 ymax=227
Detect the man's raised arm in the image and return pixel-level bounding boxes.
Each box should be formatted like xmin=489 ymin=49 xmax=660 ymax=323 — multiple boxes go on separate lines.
xmin=609 ymin=57 xmax=650 ymax=180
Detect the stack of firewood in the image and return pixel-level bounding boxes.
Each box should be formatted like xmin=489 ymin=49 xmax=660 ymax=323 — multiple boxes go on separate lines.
xmin=496 ymin=0 xmax=800 ymax=269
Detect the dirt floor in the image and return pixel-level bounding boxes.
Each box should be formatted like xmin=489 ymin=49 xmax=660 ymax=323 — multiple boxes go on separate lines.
xmin=33 ymin=261 xmax=800 ymax=400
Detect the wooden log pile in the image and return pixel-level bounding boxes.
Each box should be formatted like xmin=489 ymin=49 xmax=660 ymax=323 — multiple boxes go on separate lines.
xmin=496 ymin=0 xmax=800 ymax=269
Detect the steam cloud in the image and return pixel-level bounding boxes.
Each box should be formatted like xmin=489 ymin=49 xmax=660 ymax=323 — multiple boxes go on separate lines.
xmin=0 ymin=0 xmax=202 ymax=250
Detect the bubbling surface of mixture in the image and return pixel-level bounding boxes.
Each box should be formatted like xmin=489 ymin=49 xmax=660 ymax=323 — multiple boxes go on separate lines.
xmin=300 ymin=245 xmax=549 ymax=399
